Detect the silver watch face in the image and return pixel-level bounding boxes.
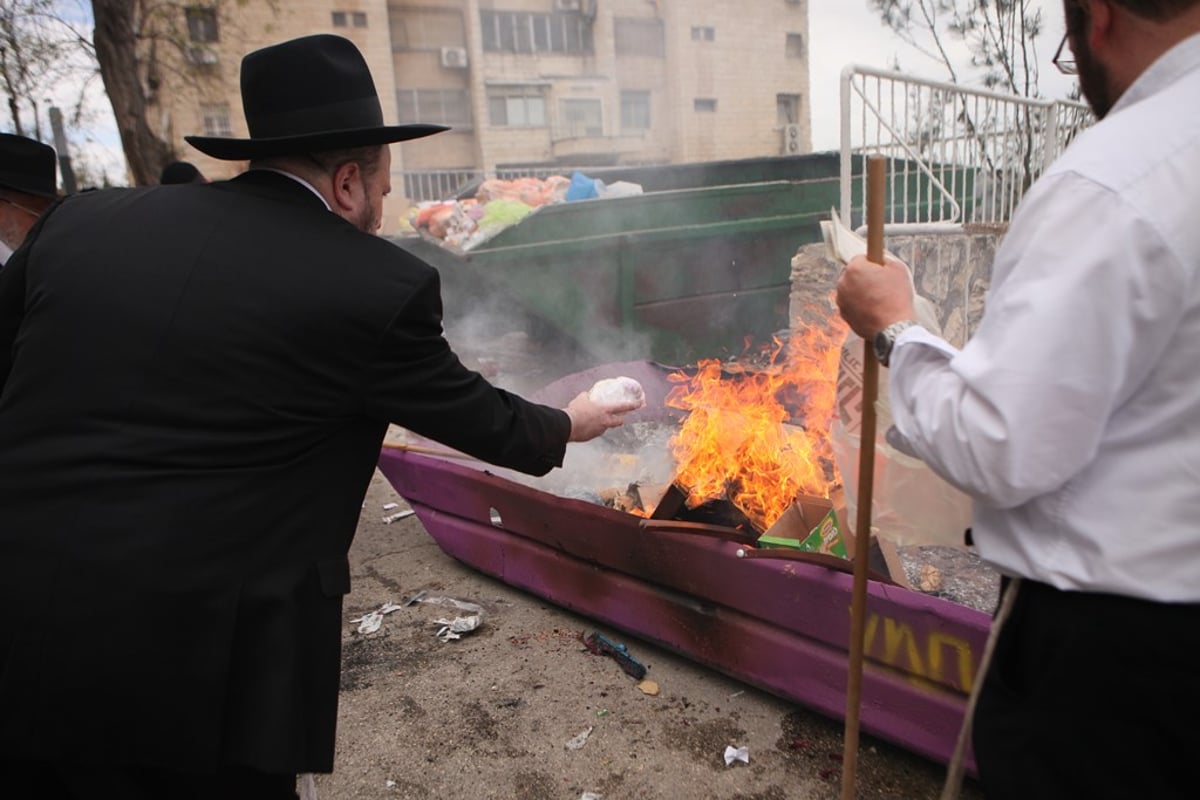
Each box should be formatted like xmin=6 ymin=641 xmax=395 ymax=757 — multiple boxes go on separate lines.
xmin=873 ymin=329 xmax=891 ymax=363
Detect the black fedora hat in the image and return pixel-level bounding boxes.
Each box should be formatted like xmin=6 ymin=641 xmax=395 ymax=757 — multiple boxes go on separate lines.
xmin=0 ymin=133 xmax=57 ymax=198
xmin=185 ymin=34 xmax=447 ymax=160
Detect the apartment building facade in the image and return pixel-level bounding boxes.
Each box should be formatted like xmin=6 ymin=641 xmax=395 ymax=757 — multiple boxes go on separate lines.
xmin=153 ymin=0 xmax=811 ymax=230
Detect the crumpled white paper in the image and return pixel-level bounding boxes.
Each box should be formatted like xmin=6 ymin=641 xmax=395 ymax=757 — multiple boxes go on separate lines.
xmin=723 ymin=745 xmax=750 ymax=766
xmin=565 ymin=726 xmax=594 ymax=751
xmin=350 ymin=602 xmax=406 ymax=635
xmin=434 ymin=614 xmax=481 ymax=642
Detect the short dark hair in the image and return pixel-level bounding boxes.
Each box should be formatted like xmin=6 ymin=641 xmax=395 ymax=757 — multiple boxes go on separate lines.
xmin=304 ymin=145 xmax=385 ymax=179
xmin=1110 ymin=0 xmax=1200 ymax=20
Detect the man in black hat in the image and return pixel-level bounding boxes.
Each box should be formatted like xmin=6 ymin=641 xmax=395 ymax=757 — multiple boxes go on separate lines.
xmin=0 ymin=132 xmax=57 ymax=267
xmin=0 ymin=34 xmax=635 ymax=799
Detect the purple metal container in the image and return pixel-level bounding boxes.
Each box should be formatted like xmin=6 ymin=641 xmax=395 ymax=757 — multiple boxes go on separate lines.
xmin=377 ymin=360 xmax=990 ymax=772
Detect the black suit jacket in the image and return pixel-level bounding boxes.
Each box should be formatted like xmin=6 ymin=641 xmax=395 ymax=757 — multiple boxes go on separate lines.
xmin=0 ymin=171 xmax=570 ymax=773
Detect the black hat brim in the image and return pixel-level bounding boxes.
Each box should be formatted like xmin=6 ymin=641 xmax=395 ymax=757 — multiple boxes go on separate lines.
xmin=184 ymin=123 xmax=449 ymax=161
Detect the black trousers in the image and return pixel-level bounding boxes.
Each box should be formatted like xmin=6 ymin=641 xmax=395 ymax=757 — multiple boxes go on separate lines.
xmin=0 ymin=759 xmax=299 ymax=800
xmin=973 ymin=579 xmax=1200 ymax=800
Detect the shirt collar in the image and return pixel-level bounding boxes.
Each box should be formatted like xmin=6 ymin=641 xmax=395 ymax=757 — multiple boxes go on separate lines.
xmin=249 ymin=168 xmax=332 ymax=211
xmin=1111 ymin=32 xmax=1200 ymax=116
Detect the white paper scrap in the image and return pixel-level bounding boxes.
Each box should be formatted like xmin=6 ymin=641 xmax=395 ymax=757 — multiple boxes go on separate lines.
xmin=565 ymin=726 xmax=594 ymax=751
xmin=350 ymin=602 xmax=406 ymax=635
xmin=434 ymin=614 xmax=481 ymax=642
xmin=723 ymin=745 xmax=750 ymax=766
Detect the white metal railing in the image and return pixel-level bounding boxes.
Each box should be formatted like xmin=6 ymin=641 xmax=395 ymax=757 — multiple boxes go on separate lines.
xmin=399 ymin=169 xmax=484 ymax=203
xmin=838 ymin=65 xmax=1093 ymax=233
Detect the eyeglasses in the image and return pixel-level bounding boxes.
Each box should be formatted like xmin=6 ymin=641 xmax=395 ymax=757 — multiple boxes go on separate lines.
xmin=1052 ymin=32 xmax=1077 ymax=76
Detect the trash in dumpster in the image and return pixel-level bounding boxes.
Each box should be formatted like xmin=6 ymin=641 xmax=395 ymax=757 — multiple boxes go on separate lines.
xmin=581 ymin=631 xmax=647 ymax=680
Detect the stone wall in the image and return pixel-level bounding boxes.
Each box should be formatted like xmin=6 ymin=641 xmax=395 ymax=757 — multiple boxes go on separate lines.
xmin=789 ymin=230 xmax=1002 ymax=346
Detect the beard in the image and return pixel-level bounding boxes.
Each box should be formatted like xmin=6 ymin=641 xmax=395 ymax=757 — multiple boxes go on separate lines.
xmin=351 ymin=198 xmax=382 ymax=234
xmin=1073 ymin=30 xmax=1114 ymax=119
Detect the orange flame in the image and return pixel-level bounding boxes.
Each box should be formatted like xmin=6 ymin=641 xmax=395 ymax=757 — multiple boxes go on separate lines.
xmin=666 ymin=308 xmax=847 ymax=531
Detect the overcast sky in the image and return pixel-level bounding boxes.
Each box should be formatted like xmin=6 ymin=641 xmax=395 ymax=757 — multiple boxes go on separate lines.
xmin=808 ymin=0 xmax=1078 ymax=151
xmin=68 ymin=0 xmax=1080 ymax=185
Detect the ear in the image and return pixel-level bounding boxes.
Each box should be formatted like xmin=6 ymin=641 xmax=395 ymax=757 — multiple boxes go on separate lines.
xmin=329 ymin=159 xmax=365 ymax=214
xmin=1084 ymin=0 xmax=1114 ymax=49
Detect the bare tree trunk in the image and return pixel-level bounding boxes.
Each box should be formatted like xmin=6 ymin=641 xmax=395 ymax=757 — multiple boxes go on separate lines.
xmin=91 ymin=0 xmax=172 ymax=185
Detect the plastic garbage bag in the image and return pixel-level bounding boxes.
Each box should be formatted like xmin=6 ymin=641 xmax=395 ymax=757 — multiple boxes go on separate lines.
xmin=566 ymin=171 xmax=603 ymax=201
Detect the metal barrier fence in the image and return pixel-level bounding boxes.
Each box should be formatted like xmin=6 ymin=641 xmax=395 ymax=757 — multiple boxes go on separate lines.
xmin=838 ymin=65 xmax=1093 ymax=233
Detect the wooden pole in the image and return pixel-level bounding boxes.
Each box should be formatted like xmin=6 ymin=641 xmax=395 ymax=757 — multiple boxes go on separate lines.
xmin=841 ymin=155 xmax=887 ymax=800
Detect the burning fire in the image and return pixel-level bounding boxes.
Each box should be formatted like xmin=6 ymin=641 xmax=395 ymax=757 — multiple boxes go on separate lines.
xmin=666 ymin=308 xmax=847 ymax=532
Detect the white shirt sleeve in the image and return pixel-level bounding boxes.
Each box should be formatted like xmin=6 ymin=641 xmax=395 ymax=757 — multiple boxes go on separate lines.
xmin=885 ymin=171 xmax=1188 ymax=510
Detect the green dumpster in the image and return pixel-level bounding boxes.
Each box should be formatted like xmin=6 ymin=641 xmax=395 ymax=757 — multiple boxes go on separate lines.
xmin=391 ymin=153 xmax=846 ymax=369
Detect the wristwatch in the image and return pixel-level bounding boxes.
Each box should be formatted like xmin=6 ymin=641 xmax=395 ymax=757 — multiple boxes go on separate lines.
xmin=873 ymin=320 xmax=919 ymax=367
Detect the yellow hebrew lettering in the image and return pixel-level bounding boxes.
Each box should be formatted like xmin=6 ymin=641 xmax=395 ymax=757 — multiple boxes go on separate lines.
xmin=883 ymin=618 xmax=924 ymax=677
xmin=927 ymin=631 xmax=976 ymax=692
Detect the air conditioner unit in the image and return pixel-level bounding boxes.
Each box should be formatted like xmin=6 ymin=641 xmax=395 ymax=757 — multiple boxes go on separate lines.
xmin=782 ymin=123 xmax=802 ymax=155
xmin=185 ymin=46 xmax=219 ymax=66
xmin=440 ymin=46 xmax=468 ymax=69
xmin=555 ymin=0 xmax=583 ymax=11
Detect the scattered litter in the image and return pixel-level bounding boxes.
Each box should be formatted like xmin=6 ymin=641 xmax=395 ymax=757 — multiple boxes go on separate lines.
xmin=637 ymin=679 xmax=660 ymax=696
xmin=383 ymin=509 xmax=416 ymax=524
xmin=581 ymin=630 xmax=647 ymax=680
xmin=565 ymin=726 xmax=594 ymax=751
xmin=581 ymin=793 xmax=603 ymax=800
xmin=729 ymin=690 xmax=745 ymax=699
xmin=402 ymin=590 xmax=427 ymax=607
xmin=350 ymin=602 xmax=406 ymax=635
xmin=723 ymin=745 xmax=750 ymax=766
xmin=382 ymin=502 xmax=400 ymax=510
xmin=434 ymin=615 xmax=482 ymax=642
xmin=918 ymin=564 xmax=943 ymax=592
xmin=596 ymin=708 xmax=609 ymax=718
xmin=385 ymin=779 xmax=397 ymax=789
xmin=417 ymin=595 xmax=484 ymax=614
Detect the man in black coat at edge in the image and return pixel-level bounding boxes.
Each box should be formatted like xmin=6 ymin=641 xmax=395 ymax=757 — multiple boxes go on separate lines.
xmin=0 ymin=34 xmax=638 ymax=800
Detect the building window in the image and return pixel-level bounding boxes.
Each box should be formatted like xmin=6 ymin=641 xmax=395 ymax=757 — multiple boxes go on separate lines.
xmin=480 ymin=10 xmax=592 ymax=55
xmin=620 ymin=90 xmax=650 ymax=131
xmin=559 ymin=98 xmax=603 ymax=137
xmin=200 ymin=102 xmax=232 ymax=137
xmin=488 ymin=88 xmax=547 ymax=127
xmin=396 ymin=89 xmax=471 ymax=127
xmin=690 ymin=26 xmax=714 ymax=42
xmin=776 ymin=93 xmax=802 ymax=125
xmin=614 ymin=18 xmax=664 ymax=57
xmin=391 ymin=8 xmax=465 ymax=48
xmin=694 ymin=98 xmax=717 ymax=113
xmin=785 ymin=33 xmax=805 ymax=59
xmin=185 ymin=7 xmax=219 ymax=43
xmin=332 ymin=11 xmax=367 ymax=27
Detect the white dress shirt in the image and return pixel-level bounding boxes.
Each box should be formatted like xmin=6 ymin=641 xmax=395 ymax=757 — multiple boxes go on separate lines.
xmin=886 ymin=33 xmax=1200 ymax=602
